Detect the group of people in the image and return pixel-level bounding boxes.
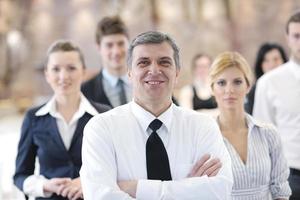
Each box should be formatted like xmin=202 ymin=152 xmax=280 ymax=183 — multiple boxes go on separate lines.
xmin=178 ymin=42 xmax=288 ymax=114
xmin=13 ymin=10 xmax=300 ymax=200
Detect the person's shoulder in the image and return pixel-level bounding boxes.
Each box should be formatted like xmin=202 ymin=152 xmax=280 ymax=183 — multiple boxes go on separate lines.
xmin=85 ymin=104 xmax=131 ymax=134
xmin=255 ymin=122 xmax=281 ymax=146
xmin=25 ymin=104 xmax=45 ymax=117
xmin=174 ymin=105 xmax=216 ymax=124
xmin=173 ymin=106 xmax=220 ymax=139
xmin=259 ymin=62 xmax=290 ymax=84
xmin=105 ymin=104 xmax=129 ymax=115
xmin=248 ymin=114 xmax=273 ymax=128
xmin=249 ymin=115 xmax=278 ymax=138
xmin=21 ymin=104 xmax=48 ymax=127
xmin=90 ymin=103 xmax=130 ymax=121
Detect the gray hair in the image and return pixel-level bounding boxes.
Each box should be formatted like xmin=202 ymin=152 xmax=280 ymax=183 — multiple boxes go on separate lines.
xmin=127 ymin=31 xmax=180 ymax=69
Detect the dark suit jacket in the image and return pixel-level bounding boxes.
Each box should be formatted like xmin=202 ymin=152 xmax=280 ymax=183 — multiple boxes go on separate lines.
xmin=81 ymin=71 xmax=112 ymax=107
xmin=245 ymin=83 xmax=256 ymax=115
xmin=13 ymin=101 xmax=110 ymax=200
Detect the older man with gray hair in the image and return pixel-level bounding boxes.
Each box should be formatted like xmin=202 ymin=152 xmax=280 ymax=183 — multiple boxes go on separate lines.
xmin=80 ymin=31 xmax=233 ymax=199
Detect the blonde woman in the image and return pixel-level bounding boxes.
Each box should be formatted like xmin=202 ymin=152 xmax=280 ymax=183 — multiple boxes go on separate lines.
xmin=209 ymin=51 xmax=291 ymax=199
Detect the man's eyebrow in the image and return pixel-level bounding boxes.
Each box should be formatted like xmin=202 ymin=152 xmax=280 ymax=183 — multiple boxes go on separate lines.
xmin=159 ymin=57 xmax=173 ymax=62
xmin=137 ymin=57 xmax=149 ymax=60
xmin=160 ymin=56 xmax=172 ymax=60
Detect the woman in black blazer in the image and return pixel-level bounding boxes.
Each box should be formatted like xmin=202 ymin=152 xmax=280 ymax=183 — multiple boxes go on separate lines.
xmin=13 ymin=40 xmax=110 ymax=200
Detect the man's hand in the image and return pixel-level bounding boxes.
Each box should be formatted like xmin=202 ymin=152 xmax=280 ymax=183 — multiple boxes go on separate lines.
xmin=59 ymin=177 xmax=83 ymax=200
xmin=188 ymin=154 xmax=222 ymax=177
xmin=43 ymin=178 xmax=71 ymax=195
xmin=117 ymin=154 xmax=221 ymax=197
xmin=118 ymin=180 xmax=137 ymax=198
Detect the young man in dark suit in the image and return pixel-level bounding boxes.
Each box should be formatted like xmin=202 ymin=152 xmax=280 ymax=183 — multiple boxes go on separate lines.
xmin=81 ymin=16 xmax=132 ymax=107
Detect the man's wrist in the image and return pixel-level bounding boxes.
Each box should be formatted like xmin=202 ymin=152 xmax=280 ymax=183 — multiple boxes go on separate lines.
xmin=128 ymin=180 xmax=137 ymax=197
xmin=136 ymin=179 xmax=162 ymax=200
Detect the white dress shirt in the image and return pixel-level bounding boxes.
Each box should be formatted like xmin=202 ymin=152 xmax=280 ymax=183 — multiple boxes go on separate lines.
xmin=253 ymin=60 xmax=300 ymax=170
xmin=102 ymin=68 xmax=132 ymax=107
xmin=80 ymin=101 xmax=233 ymax=200
xmin=23 ymin=94 xmax=98 ymax=198
xmin=223 ymin=114 xmax=291 ymax=199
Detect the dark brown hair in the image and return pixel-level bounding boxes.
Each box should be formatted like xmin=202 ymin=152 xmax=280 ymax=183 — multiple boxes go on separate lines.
xmin=95 ymin=16 xmax=129 ymax=45
xmin=286 ymin=10 xmax=300 ymax=34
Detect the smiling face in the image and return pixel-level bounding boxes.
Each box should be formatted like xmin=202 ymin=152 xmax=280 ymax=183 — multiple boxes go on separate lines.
xmin=45 ymin=51 xmax=85 ymax=97
xmin=128 ymin=41 xmax=179 ymax=108
xmin=211 ymin=67 xmax=250 ymax=111
xmin=98 ymin=34 xmax=129 ymax=75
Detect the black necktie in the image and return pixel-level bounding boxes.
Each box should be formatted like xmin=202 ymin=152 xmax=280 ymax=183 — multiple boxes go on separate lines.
xmin=146 ymin=119 xmax=172 ymax=180
xmin=117 ymin=79 xmax=127 ymax=105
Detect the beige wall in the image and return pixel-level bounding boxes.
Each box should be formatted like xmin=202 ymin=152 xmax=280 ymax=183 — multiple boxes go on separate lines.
xmin=0 ymin=0 xmax=299 ymax=102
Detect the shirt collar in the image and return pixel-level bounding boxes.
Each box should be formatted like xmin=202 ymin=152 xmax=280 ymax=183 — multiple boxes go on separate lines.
xmin=80 ymin=94 xmax=99 ymax=116
xmin=216 ymin=113 xmax=265 ymax=135
xmin=35 ymin=96 xmax=56 ymax=117
xmin=102 ymin=68 xmax=130 ymax=87
xmin=288 ymin=60 xmax=300 ymax=81
xmin=35 ymin=93 xmax=99 ymax=117
xmin=245 ymin=113 xmax=266 ymax=131
xmin=130 ymin=100 xmax=173 ymax=133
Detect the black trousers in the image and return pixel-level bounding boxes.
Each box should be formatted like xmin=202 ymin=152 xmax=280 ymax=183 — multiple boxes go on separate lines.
xmin=289 ymin=168 xmax=300 ymax=200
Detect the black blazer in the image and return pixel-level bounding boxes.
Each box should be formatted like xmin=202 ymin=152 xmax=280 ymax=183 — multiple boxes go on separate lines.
xmin=245 ymin=83 xmax=256 ymax=114
xmin=81 ymin=71 xmax=112 ymax=107
xmin=14 ymin=101 xmax=110 ymax=200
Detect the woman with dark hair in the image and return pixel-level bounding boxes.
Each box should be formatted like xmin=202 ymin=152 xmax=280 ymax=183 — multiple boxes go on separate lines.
xmin=245 ymin=43 xmax=287 ymax=114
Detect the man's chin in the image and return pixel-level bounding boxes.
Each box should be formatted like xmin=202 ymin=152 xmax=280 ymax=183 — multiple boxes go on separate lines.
xmin=111 ymin=62 xmax=125 ymax=68
xmin=111 ymin=65 xmax=126 ymax=71
xmin=147 ymin=95 xmax=171 ymax=103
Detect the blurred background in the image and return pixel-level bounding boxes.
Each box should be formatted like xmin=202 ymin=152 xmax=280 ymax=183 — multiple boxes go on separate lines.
xmin=0 ymin=0 xmax=299 ymax=199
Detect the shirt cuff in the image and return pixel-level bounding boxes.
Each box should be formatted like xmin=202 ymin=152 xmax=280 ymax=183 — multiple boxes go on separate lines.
xmin=136 ymin=179 xmax=162 ymax=200
xmin=23 ymin=175 xmax=53 ymax=197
